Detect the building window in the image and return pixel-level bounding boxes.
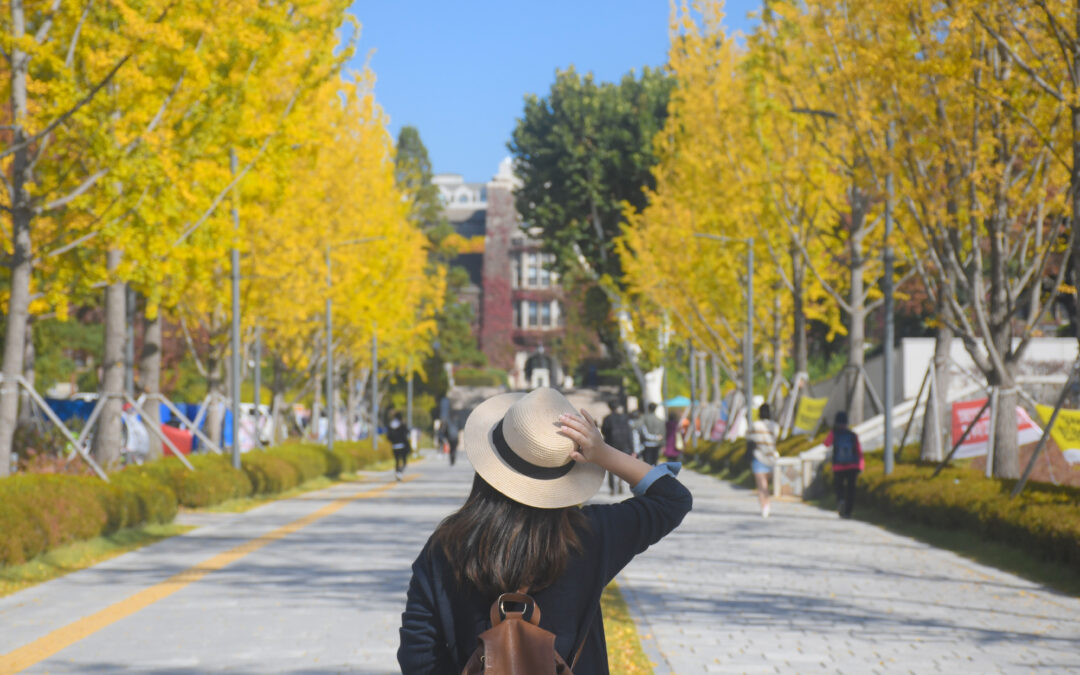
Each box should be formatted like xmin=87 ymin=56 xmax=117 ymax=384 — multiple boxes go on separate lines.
xmin=526 ymin=253 xmax=539 ymax=287
xmin=540 ymin=302 xmax=551 ymax=327
xmin=511 ymin=256 xmax=521 ymax=289
xmin=458 ymin=193 xmax=468 ymax=203
xmin=479 ymin=187 xmax=487 ymax=202
xmin=513 ymin=303 xmax=520 ymax=329
xmin=528 ymin=301 xmax=539 ymax=328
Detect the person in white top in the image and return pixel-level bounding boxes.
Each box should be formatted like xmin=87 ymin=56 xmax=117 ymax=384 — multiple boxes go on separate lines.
xmin=747 ymin=403 xmax=780 ymax=518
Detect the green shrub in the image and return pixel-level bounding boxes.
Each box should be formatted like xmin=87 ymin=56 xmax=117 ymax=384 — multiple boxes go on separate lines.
xmin=0 ymin=474 xmax=110 ymax=565
xmin=241 ymin=452 xmax=301 ymax=494
xmin=844 ymin=456 xmax=1080 ymax=568
xmin=1 ymin=434 xmax=398 ymax=567
xmin=110 ymin=472 xmax=178 ymax=525
xmin=128 ymin=454 xmax=252 ymax=508
xmin=454 ymin=367 xmax=507 ymax=387
xmin=330 ymin=438 xmax=393 ymax=470
xmin=268 ymin=443 xmax=336 ymax=482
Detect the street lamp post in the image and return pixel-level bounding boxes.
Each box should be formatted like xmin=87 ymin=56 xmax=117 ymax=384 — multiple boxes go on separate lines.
xmin=694 ymin=233 xmax=754 ymax=434
xmin=324 ymin=236 xmax=383 ymax=452
xmin=883 ymin=123 xmax=896 ymax=474
xmin=229 ymin=149 xmax=242 ymax=470
xmin=371 ymin=321 xmax=378 ymax=454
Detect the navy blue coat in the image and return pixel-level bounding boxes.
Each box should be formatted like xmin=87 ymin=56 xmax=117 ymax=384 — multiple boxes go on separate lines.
xmin=398 ymin=473 xmax=692 ymax=673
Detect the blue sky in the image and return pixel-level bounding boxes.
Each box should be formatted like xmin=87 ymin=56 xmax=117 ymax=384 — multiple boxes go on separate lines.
xmin=346 ymin=1 xmax=761 ymax=182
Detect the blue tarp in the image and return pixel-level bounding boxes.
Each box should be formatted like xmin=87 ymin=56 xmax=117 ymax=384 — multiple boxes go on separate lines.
xmin=43 ymin=398 xmax=234 ymax=450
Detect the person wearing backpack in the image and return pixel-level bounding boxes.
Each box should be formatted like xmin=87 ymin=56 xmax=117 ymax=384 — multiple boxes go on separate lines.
xmin=438 ymin=413 xmax=461 ymax=466
xmin=388 ymin=411 xmax=411 ymax=481
xmin=824 ymin=410 xmax=863 ymax=518
xmin=398 ymin=387 xmax=692 ymax=674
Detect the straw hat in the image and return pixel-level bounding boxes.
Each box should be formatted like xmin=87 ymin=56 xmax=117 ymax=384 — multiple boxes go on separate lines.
xmin=463 ymin=387 xmax=605 ymax=509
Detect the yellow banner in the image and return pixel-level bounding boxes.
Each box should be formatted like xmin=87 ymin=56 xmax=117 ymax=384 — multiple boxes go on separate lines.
xmin=794 ymin=396 xmax=828 ymax=432
xmin=1036 ymin=404 xmax=1080 ymax=461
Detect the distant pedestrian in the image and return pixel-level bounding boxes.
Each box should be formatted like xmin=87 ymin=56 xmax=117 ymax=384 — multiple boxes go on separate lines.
xmin=601 ymin=401 xmax=634 ymax=495
xmin=748 ymin=403 xmax=780 ymax=518
xmin=825 ymin=410 xmax=863 ymax=518
xmin=397 ymin=387 xmax=692 ymax=673
xmin=387 ymin=411 xmax=411 ymax=481
xmin=639 ymin=402 xmax=665 ymax=466
xmin=438 ymin=413 xmax=460 ymax=466
xmin=663 ymin=411 xmax=682 ymax=462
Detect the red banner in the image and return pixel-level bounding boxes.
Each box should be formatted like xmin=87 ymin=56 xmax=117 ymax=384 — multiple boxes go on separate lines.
xmin=950 ymin=398 xmax=1042 ymax=458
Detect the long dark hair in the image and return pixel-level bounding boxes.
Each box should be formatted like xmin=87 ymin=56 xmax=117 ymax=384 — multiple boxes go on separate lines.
xmin=433 ymin=474 xmax=588 ymax=599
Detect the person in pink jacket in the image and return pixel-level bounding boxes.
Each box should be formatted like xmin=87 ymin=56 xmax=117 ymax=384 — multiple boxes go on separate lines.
xmin=824 ymin=411 xmax=863 ymax=518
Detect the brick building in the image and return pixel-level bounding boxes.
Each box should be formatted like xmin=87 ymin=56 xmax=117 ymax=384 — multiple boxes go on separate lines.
xmin=435 ymin=160 xmax=565 ymax=389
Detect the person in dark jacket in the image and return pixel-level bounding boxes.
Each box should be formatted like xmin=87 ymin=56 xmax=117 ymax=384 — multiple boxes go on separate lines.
xmin=601 ymin=400 xmax=633 ymax=494
xmin=387 ymin=411 xmax=411 ymax=481
xmin=824 ymin=410 xmax=864 ymax=518
xmin=398 ymin=387 xmax=692 ymax=674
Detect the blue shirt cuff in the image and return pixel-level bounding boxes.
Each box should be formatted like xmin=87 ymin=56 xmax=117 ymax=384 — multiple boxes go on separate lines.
xmin=632 ymin=462 xmax=682 ymax=497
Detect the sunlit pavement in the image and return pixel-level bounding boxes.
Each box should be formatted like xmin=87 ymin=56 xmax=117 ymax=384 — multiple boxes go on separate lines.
xmin=1 ymin=453 xmax=1078 ymax=673
xmin=612 ymin=469 xmax=1080 ymax=674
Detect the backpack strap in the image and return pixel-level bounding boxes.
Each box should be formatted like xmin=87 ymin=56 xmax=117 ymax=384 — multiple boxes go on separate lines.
xmin=570 ymin=625 xmax=590 ymax=670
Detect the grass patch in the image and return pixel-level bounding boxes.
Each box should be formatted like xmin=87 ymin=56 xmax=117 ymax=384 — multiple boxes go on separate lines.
xmin=808 ymin=490 xmax=1080 ymax=597
xmin=601 ymin=581 xmax=653 ymax=673
xmin=0 ymin=523 xmax=193 ymax=598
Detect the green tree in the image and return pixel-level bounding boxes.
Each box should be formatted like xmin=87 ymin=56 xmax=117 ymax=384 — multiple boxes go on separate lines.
xmin=395 ymin=126 xmax=445 ymax=231
xmin=509 ymin=66 xmax=672 ymax=282
xmin=509 ymin=66 xmax=672 ymax=399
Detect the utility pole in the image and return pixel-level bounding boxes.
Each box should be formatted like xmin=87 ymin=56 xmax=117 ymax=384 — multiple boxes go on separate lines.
xmin=229 ymin=149 xmax=242 ymax=470
xmin=371 ymin=322 xmax=378 ymax=454
xmin=407 ymin=355 xmax=413 ymax=431
xmin=745 ymin=239 xmax=754 ymax=435
xmin=883 ymin=123 xmax=895 ymax=475
xmin=325 ymin=243 xmax=335 ymax=452
xmin=253 ymin=326 xmax=262 ymax=449
xmin=125 ymin=285 xmax=136 ymax=396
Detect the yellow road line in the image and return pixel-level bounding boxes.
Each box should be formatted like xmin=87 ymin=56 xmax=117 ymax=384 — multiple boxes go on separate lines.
xmin=0 ymin=475 xmax=416 ymax=674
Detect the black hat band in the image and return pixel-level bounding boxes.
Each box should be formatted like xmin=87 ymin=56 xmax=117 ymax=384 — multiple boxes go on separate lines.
xmin=492 ymin=419 xmax=575 ymax=480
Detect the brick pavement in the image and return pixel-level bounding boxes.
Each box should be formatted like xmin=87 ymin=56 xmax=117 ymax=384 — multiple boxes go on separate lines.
xmin=615 ymin=468 xmax=1080 ymax=674
xmin=1 ymin=453 xmax=1077 ymax=673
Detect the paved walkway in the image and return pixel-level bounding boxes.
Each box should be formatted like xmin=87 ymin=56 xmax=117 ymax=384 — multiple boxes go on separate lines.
xmin=0 ymin=453 xmax=1077 ymax=673
xmin=619 ymin=469 xmax=1080 ymax=674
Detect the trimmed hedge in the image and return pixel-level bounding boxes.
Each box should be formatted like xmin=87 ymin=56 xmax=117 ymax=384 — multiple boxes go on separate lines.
xmin=852 ymin=456 xmax=1080 ymax=568
xmin=681 ymin=432 xmax=826 ymax=484
xmin=684 ymin=434 xmax=1080 ymax=570
xmin=128 ymin=454 xmax=253 ymax=508
xmin=0 ymin=472 xmax=177 ymax=565
xmin=0 ymin=436 xmax=394 ymax=567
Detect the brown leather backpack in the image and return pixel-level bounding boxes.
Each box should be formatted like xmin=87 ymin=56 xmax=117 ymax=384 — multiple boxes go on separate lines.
xmin=461 ymin=591 xmax=586 ymax=674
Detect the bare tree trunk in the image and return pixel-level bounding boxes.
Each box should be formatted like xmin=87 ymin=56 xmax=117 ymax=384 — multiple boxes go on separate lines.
xmin=920 ymin=321 xmax=952 ymax=460
xmin=346 ymin=364 xmax=357 ymax=441
xmin=847 ymin=218 xmax=867 ymax=425
xmin=17 ymin=327 xmax=35 ymax=430
xmin=93 ymin=249 xmax=125 ymax=468
xmin=992 ymin=367 xmax=1020 ymax=478
xmin=310 ymin=369 xmax=322 ymax=441
xmin=206 ymin=337 xmax=225 ymax=448
xmin=270 ymin=355 xmax=285 ymax=445
xmin=0 ymin=4 xmax=33 ymax=476
xmin=711 ymin=353 xmax=722 ymax=402
xmin=772 ymin=291 xmax=783 ymax=407
xmin=698 ymin=353 xmax=709 ymax=404
xmin=141 ymin=310 xmax=163 ymax=460
xmin=791 ymin=248 xmax=809 ymax=377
